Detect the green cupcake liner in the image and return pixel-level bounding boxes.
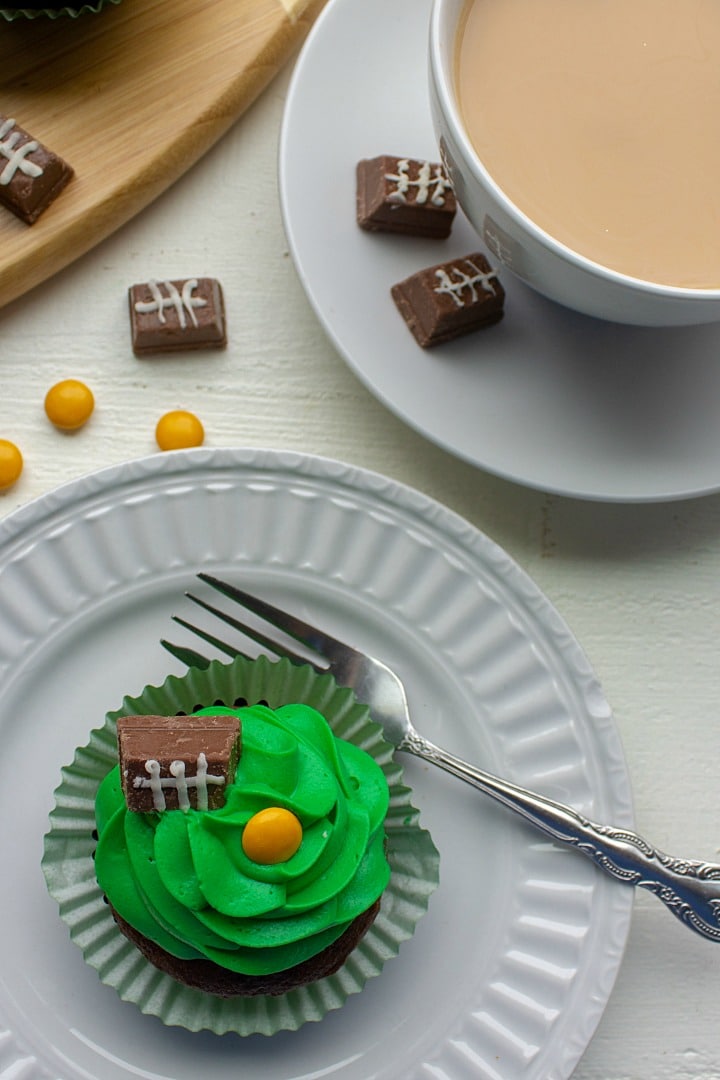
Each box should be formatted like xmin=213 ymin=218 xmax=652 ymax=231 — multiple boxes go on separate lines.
xmin=42 ymin=654 xmax=440 ymax=1036
xmin=0 ymin=0 xmax=120 ymax=21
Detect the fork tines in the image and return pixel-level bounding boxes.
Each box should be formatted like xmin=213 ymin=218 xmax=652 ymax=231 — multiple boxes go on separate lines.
xmin=161 ymin=573 xmax=329 ymax=673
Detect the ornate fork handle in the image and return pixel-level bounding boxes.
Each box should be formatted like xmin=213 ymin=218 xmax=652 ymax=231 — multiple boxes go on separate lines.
xmin=403 ymin=730 xmax=720 ymax=942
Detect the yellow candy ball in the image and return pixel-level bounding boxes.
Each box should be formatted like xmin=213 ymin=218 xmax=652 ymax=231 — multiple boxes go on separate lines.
xmin=44 ymin=379 xmax=95 ymax=430
xmin=242 ymin=807 xmax=303 ymax=865
xmin=0 ymin=440 xmax=23 ymax=490
xmin=155 ymin=409 xmax=204 ymax=451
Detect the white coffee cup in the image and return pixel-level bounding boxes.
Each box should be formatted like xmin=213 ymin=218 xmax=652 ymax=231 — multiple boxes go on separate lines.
xmin=429 ymin=0 xmax=720 ymax=326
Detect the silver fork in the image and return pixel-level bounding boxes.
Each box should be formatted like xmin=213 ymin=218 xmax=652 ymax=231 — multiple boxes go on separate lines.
xmin=161 ymin=572 xmax=720 ymax=943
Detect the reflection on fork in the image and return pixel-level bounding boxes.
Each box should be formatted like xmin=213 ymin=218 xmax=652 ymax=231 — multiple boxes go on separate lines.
xmin=160 ymin=573 xmax=720 ymax=943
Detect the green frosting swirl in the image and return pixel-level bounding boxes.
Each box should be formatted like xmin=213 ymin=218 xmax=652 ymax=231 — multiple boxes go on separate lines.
xmin=94 ymin=703 xmax=390 ymax=976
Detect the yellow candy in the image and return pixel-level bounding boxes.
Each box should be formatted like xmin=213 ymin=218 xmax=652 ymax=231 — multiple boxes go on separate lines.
xmin=242 ymin=807 xmax=303 ymax=865
xmin=155 ymin=409 xmax=204 ymax=451
xmin=44 ymin=379 xmax=95 ymax=430
xmin=0 ymin=440 xmax=23 ymax=490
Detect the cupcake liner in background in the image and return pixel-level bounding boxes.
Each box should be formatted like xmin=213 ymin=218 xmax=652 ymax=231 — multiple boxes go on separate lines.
xmin=42 ymin=654 xmax=440 ymax=1036
xmin=0 ymin=0 xmax=121 ymax=21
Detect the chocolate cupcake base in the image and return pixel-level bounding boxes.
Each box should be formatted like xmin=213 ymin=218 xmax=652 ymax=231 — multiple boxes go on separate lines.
xmin=110 ymin=899 xmax=382 ymax=998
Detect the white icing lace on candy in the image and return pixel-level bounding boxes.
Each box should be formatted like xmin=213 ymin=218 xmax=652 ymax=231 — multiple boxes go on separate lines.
xmin=133 ymin=752 xmax=225 ymax=812
xmin=434 ymin=260 xmax=499 ymax=308
xmin=385 ymin=159 xmax=451 ymax=206
xmin=134 ymin=279 xmax=207 ymax=329
xmin=0 ymin=119 xmax=43 ymax=187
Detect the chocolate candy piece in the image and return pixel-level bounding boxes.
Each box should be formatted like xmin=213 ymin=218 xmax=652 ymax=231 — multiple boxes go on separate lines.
xmin=391 ymin=252 xmax=504 ymax=347
xmin=357 ymin=155 xmax=456 ymax=238
xmin=129 ymin=277 xmax=227 ymax=355
xmin=117 ymin=714 xmax=241 ymax=813
xmin=0 ymin=117 xmax=74 ymax=225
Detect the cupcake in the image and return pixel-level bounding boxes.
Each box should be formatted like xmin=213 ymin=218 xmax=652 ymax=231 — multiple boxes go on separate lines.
xmin=95 ymin=702 xmax=392 ymax=997
xmin=43 ymin=655 xmax=439 ymax=1034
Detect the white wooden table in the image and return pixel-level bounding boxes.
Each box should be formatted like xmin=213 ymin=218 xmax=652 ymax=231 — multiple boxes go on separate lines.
xmin=1 ymin=57 xmax=719 ymax=1080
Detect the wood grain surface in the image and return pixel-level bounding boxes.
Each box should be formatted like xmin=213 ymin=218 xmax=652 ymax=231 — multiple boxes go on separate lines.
xmin=0 ymin=0 xmax=322 ymax=308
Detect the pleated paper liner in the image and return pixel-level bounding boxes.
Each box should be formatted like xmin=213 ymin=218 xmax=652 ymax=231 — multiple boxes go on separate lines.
xmin=42 ymin=654 xmax=440 ymax=1035
xmin=0 ymin=0 xmax=120 ymax=20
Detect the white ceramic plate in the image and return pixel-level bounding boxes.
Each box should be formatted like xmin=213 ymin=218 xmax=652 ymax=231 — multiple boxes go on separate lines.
xmin=0 ymin=447 xmax=633 ymax=1080
xmin=279 ymin=0 xmax=720 ymax=503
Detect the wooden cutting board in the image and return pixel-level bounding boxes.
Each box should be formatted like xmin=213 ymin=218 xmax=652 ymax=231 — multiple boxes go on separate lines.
xmin=0 ymin=0 xmax=323 ymax=309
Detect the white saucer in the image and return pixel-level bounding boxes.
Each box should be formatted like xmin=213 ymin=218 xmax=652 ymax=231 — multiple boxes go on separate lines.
xmin=279 ymin=0 xmax=720 ymax=503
